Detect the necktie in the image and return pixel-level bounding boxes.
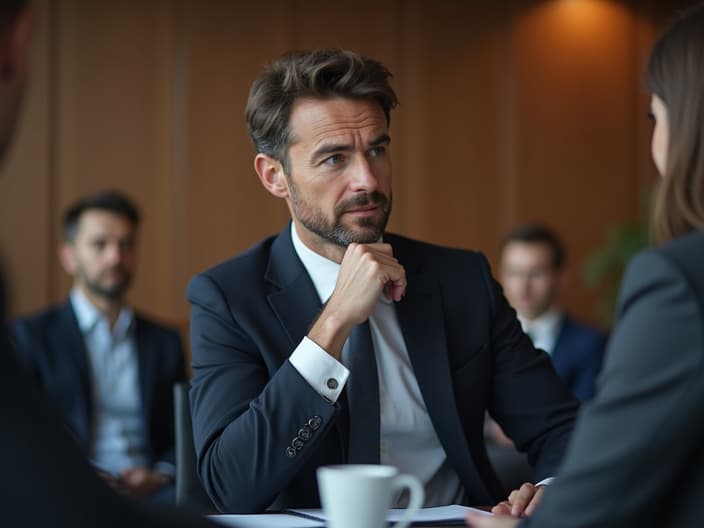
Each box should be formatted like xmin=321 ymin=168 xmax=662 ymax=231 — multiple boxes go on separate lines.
xmin=345 ymin=320 xmax=380 ymax=464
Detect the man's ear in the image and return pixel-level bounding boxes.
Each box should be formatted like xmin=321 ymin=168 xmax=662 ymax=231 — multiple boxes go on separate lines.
xmin=0 ymin=8 xmax=32 ymax=83
xmin=254 ymin=153 xmax=289 ymax=198
xmin=58 ymin=243 xmax=77 ymax=276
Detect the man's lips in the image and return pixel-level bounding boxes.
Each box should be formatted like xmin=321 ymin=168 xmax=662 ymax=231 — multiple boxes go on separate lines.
xmin=344 ymin=204 xmax=380 ymax=215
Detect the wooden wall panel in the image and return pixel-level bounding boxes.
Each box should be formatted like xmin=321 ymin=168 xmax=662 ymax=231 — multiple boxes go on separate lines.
xmin=1 ymin=0 xmax=696 ymax=328
xmin=53 ymin=0 xmax=178 ymax=319
xmin=507 ymin=1 xmax=652 ymax=318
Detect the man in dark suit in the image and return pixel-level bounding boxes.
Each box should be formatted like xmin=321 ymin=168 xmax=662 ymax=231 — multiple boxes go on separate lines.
xmin=12 ymin=190 xmax=187 ymax=501
xmin=187 ymin=49 xmax=578 ymax=514
xmin=498 ymin=224 xmax=606 ymax=401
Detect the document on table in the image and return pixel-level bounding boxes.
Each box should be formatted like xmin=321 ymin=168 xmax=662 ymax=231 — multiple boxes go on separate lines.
xmin=289 ymin=504 xmax=492 ymax=524
xmin=209 ymin=505 xmax=492 ymax=527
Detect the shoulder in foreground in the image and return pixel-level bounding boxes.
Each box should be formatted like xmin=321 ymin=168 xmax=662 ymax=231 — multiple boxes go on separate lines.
xmin=621 ymin=230 xmax=704 ymax=306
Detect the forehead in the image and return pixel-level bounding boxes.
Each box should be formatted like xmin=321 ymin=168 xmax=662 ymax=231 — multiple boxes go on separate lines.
xmin=288 ymin=97 xmax=388 ymax=148
xmin=501 ymin=241 xmax=553 ymax=267
xmin=76 ymin=210 xmax=135 ymax=237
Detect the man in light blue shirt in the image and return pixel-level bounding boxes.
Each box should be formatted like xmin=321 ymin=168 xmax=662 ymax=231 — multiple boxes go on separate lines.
xmin=13 ymin=190 xmax=187 ymax=502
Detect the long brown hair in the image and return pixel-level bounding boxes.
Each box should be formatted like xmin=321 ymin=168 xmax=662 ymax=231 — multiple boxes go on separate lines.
xmin=646 ymin=3 xmax=704 ymax=244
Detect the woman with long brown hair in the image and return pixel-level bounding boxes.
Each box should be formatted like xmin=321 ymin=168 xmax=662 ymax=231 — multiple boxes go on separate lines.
xmin=471 ymin=3 xmax=704 ymax=527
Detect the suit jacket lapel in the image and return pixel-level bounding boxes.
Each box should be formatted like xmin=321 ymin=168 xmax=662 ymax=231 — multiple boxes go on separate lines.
xmin=264 ymin=226 xmax=323 ymax=351
xmin=58 ymin=301 xmax=93 ymax=448
xmin=391 ymin=236 xmax=491 ymax=500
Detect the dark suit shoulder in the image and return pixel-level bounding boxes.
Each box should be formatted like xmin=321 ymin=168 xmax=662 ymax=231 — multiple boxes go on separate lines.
xmin=561 ymin=315 xmax=607 ymax=343
xmin=12 ymin=303 xmax=75 ymax=342
xmin=188 ymin=234 xmax=277 ymax=294
xmin=133 ymin=312 xmax=181 ymax=338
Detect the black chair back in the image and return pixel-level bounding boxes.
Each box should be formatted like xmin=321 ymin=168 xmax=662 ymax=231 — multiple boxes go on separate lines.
xmin=173 ymin=381 xmax=216 ymax=513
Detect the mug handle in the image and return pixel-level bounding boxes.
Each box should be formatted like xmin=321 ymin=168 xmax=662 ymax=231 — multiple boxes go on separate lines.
xmin=389 ymin=473 xmax=425 ymax=528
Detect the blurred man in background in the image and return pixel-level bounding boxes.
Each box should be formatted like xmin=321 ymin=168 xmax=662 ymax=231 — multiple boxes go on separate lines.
xmin=12 ymin=190 xmax=187 ymax=502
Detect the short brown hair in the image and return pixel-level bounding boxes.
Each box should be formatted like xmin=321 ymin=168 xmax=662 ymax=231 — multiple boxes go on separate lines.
xmin=245 ymin=49 xmax=398 ymax=171
xmin=647 ymin=2 xmax=704 ymax=244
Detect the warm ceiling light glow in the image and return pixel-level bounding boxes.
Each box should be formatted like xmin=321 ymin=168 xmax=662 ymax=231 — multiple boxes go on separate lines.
xmin=555 ymin=0 xmax=610 ymax=26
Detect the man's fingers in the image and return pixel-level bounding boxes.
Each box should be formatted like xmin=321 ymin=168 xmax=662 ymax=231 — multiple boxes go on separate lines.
xmin=491 ymin=501 xmax=512 ymax=515
xmin=510 ymin=483 xmax=537 ymax=517
xmin=466 ymin=511 xmax=519 ymax=528
xmin=524 ymin=485 xmax=545 ymax=516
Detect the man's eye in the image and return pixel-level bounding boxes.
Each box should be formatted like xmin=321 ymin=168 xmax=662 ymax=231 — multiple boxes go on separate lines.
xmin=370 ymin=146 xmax=387 ymax=157
xmin=92 ymin=241 xmax=106 ymax=251
xmin=323 ymin=154 xmax=344 ymax=166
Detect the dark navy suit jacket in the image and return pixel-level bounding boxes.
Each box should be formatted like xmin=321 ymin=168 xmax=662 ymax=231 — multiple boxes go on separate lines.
xmin=11 ymin=301 xmax=187 ymax=468
xmin=187 ymin=226 xmax=578 ymax=513
xmin=551 ymin=316 xmax=607 ymax=401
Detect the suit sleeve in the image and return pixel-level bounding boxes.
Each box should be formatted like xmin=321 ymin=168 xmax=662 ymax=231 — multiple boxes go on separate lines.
xmin=187 ymin=273 xmax=339 ymax=513
xmin=569 ymin=333 xmax=606 ymax=402
xmin=521 ymin=250 xmax=704 ymax=527
xmin=480 ymin=255 xmax=578 ymax=481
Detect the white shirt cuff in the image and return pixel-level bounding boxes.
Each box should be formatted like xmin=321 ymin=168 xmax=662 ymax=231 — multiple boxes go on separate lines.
xmin=289 ymin=336 xmax=349 ymax=403
xmin=536 ymin=477 xmax=554 ymax=486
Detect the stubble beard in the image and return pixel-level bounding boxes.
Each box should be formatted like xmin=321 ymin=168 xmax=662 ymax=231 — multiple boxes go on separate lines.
xmin=288 ymin=178 xmax=392 ymax=247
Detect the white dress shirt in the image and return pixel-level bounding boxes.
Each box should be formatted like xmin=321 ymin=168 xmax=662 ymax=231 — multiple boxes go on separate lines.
xmin=518 ymin=308 xmax=563 ymax=355
xmin=70 ymin=288 xmax=148 ymax=475
xmin=287 ymin=224 xmax=464 ymax=506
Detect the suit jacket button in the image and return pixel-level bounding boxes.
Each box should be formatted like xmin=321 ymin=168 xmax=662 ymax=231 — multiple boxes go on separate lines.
xmin=326 ymin=378 xmax=338 ymax=390
xmin=298 ymin=426 xmax=311 ymax=440
xmin=292 ymin=437 xmax=304 ymax=450
xmin=308 ymin=416 xmax=322 ymax=430
xmin=285 ymin=446 xmax=297 ymax=458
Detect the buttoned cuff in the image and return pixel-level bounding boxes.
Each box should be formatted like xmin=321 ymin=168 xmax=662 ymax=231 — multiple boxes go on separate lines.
xmin=289 ymin=337 xmax=349 ymax=403
xmin=536 ymin=477 xmax=554 ymax=486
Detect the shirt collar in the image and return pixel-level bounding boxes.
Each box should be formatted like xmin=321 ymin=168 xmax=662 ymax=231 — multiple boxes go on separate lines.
xmin=70 ymin=287 xmax=135 ymax=339
xmin=289 ymin=223 xmax=392 ymax=305
xmin=290 ymin=223 xmax=340 ymax=303
xmin=518 ymin=307 xmax=563 ymax=342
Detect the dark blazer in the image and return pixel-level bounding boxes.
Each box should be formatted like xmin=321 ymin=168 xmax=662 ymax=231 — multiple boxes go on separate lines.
xmin=551 ymin=316 xmax=607 ymax=401
xmin=521 ymin=229 xmax=704 ymax=528
xmin=0 ymin=290 xmax=216 ymax=527
xmin=11 ymin=301 xmax=187 ymax=468
xmin=188 ymin=226 xmax=578 ymax=513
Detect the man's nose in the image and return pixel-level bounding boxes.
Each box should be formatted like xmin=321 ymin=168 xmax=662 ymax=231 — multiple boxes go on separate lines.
xmin=349 ymin=157 xmax=378 ymax=193
xmin=104 ymin=243 xmax=122 ymax=264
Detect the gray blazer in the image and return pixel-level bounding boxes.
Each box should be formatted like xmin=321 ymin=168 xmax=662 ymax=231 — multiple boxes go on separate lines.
xmin=522 ymin=229 xmax=704 ymax=528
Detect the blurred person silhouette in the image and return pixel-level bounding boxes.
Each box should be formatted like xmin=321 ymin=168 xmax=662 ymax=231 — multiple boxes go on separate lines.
xmin=0 ymin=1 xmax=215 ymax=526
xmin=12 ymin=190 xmax=187 ymax=503
xmin=468 ymin=3 xmax=704 ymax=527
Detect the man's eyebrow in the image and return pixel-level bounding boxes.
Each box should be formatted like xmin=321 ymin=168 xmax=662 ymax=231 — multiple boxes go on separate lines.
xmin=369 ymin=133 xmax=391 ymax=146
xmin=310 ymin=133 xmax=391 ymax=164
xmin=310 ymin=142 xmax=354 ymax=163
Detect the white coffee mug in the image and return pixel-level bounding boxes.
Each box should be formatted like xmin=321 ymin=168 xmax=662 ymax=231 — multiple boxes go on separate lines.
xmin=317 ymin=465 xmax=425 ymax=528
